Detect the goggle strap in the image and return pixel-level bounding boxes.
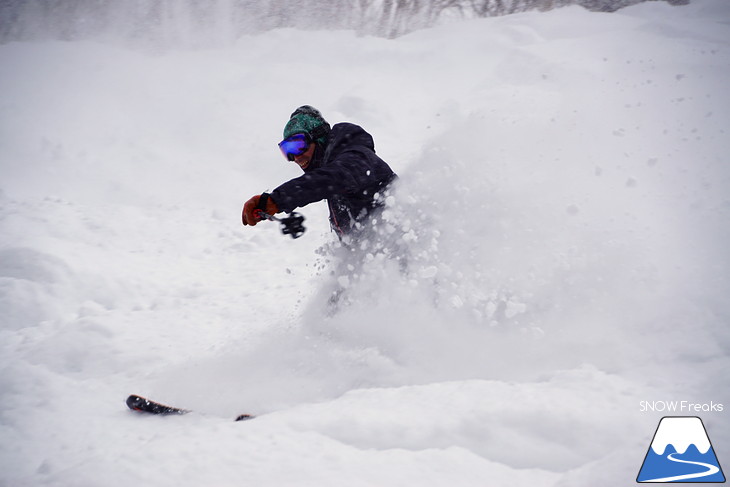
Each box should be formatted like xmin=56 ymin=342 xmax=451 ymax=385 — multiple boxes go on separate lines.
xmin=309 ymin=124 xmax=328 ymax=142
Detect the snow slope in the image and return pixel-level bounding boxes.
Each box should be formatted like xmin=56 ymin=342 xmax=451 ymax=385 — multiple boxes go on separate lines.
xmin=1 ymin=1 xmax=729 ymax=485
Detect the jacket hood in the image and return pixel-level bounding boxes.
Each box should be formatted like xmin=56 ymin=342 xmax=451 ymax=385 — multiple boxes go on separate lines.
xmin=323 ymin=123 xmax=375 ymax=160
xmin=304 ymin=123 xmax=375 ymax=172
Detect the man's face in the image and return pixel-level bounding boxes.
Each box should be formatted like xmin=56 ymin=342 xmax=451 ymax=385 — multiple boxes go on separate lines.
xmin=294 ymin=142 xmax=316 ymax=171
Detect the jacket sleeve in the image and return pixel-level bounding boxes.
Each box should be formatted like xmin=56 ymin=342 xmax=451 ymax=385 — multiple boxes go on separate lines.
xmin=270 ymin=149 xmax=390 ymax=213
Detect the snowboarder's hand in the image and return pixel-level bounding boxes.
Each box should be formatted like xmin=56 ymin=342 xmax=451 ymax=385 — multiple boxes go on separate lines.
xmin=242 ymin=194 xmax=279 ymax=226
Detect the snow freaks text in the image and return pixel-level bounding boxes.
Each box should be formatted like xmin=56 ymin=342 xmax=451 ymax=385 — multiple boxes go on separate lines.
xmin=639 ymin=401 xmax=724 ymax=413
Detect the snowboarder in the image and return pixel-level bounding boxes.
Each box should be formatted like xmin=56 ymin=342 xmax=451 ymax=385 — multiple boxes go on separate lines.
xmin=241 ymin=106 xmax=397 ymax=240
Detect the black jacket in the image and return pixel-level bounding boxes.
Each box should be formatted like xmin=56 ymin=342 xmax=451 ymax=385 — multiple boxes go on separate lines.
xmin=271 ymin=123 xmax=396 ymax=237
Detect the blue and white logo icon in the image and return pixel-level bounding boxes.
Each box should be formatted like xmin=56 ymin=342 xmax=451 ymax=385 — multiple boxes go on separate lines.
xmin=637 ymin=416 xmax=726 ymax=483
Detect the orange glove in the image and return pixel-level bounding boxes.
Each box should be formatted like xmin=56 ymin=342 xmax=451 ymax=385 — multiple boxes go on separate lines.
xmin=242 ymin=193 xmax=279 ymax=226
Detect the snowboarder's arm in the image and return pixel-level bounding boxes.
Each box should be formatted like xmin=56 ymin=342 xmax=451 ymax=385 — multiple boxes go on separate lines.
xmin=271 ymin=149 xmax=389 ymax=212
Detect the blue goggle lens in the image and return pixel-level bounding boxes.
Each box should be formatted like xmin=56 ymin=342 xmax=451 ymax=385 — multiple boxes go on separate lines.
xmin=278 ymin=134 xmax=309 ymax=161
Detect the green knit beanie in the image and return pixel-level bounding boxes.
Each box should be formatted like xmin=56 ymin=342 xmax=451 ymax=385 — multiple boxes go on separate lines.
xmin=283 ymin=106 xmax=330 ymax=147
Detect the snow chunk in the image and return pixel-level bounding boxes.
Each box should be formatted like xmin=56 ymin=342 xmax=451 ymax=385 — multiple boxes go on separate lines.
xmin=450 ymin=295 xmax=464 ymax=309
xmin=338 ymin=275 xmax=350 ymax=288
xmin=505 ymin=299 xmax=527 ymax=319
xmin=419 ymin=266 xmax=438 ymax=279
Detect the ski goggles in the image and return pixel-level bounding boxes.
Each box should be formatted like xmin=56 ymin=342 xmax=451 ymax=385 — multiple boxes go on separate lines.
xmin=278 ymin=133 xmax=310 ymax=161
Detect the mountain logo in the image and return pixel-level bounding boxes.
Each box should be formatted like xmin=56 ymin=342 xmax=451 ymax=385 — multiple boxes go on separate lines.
xmin=637 ymin=416 xmax=726 ymax=483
